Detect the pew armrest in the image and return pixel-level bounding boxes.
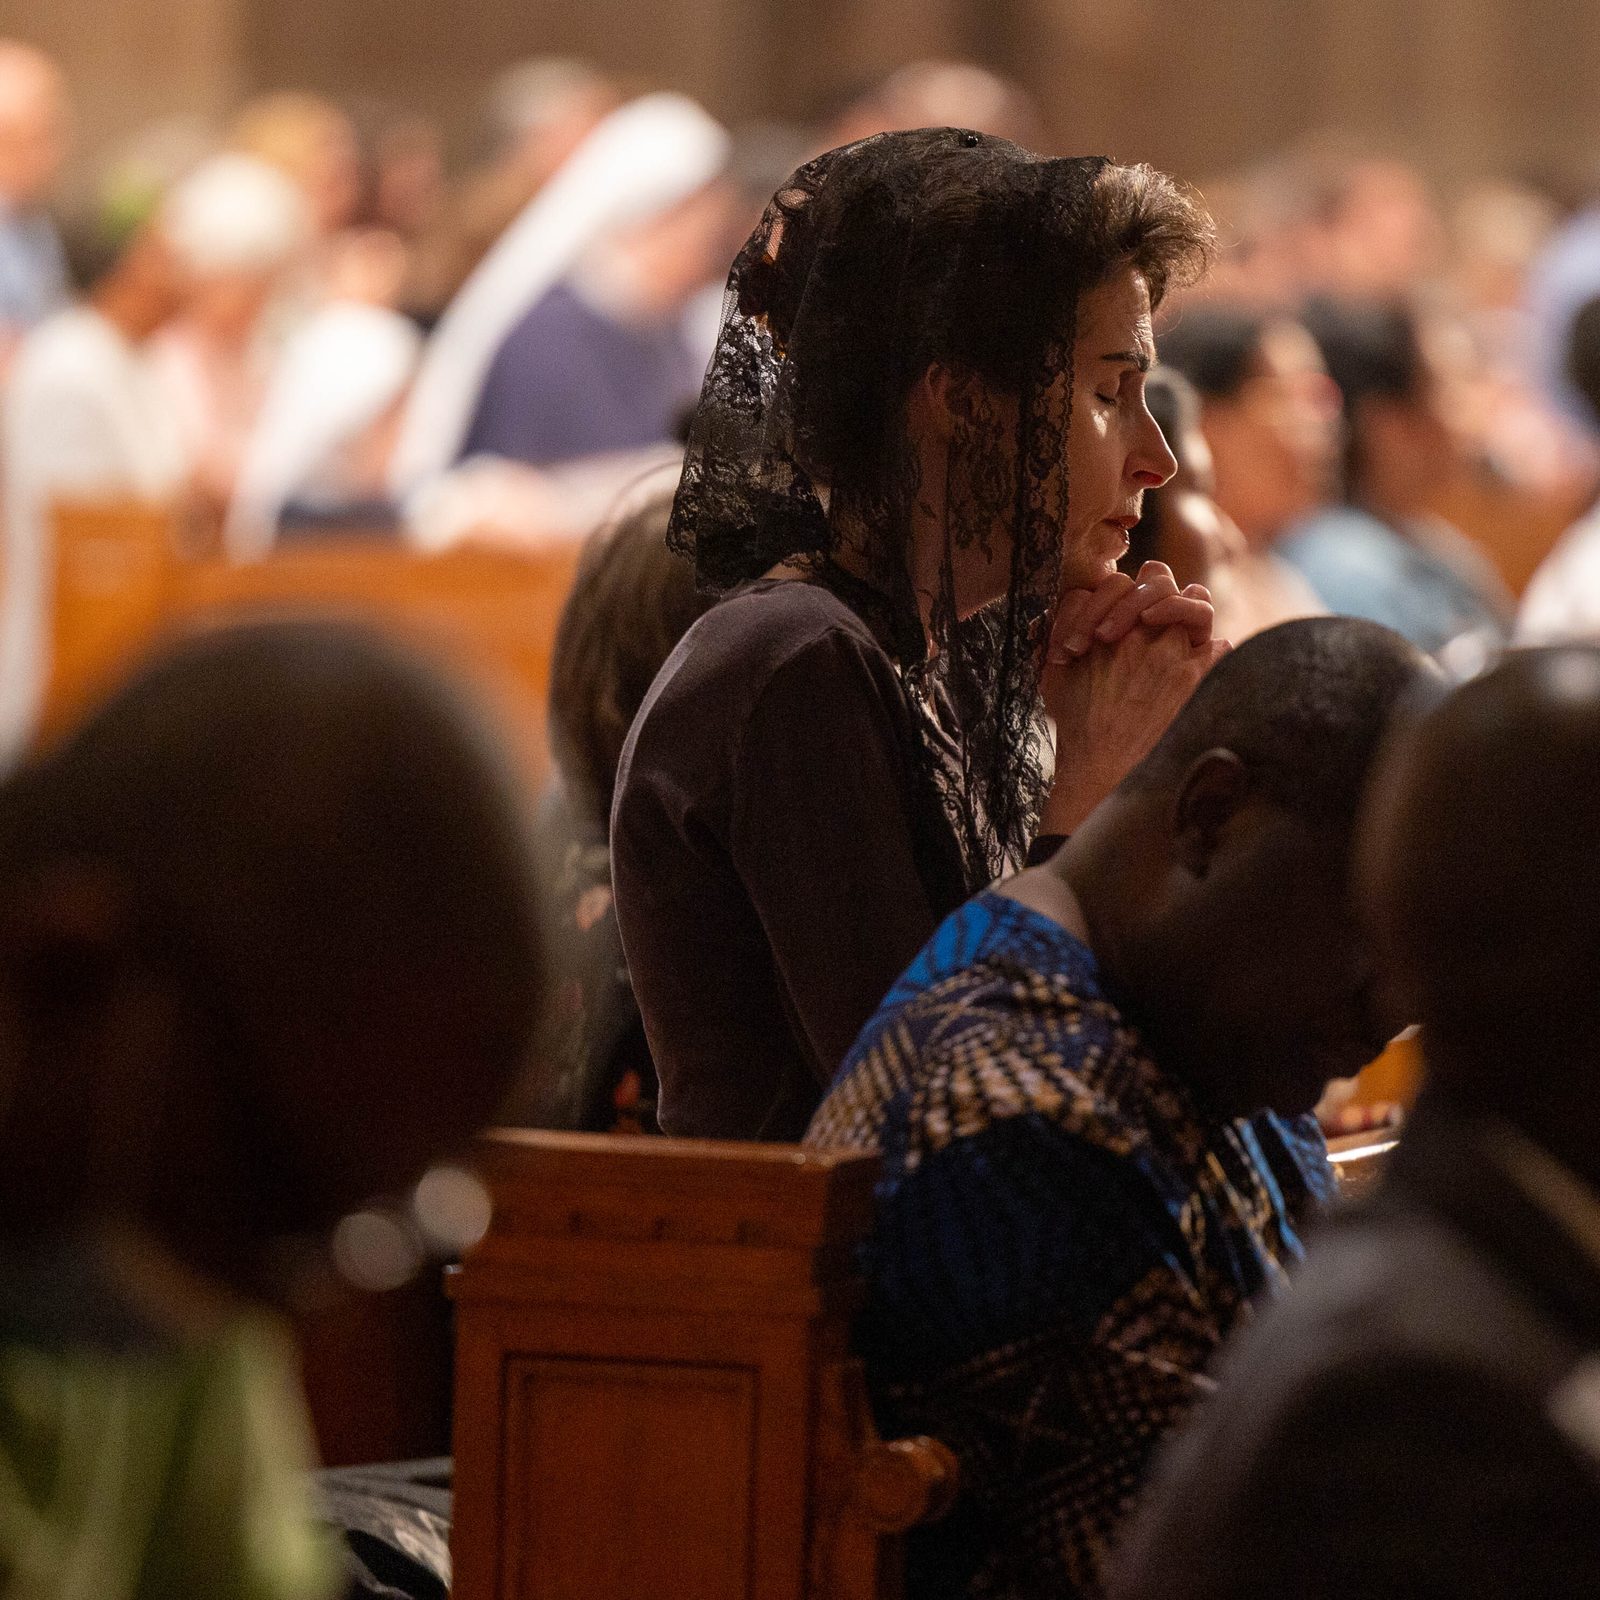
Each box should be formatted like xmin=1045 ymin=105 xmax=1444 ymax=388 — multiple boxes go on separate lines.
xmin=811 ymin=1358 xmax=960 ymax=1600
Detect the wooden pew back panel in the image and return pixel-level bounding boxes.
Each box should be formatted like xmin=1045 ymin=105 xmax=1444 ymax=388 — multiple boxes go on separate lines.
xmin=172 ymin=540 xmax=579 ymax=789
xmin=45 ymin=507 xmax=579 ymax=792
xmin=43 ymin=501 xmax=180 ymax=740
xmin=450 ymin=1131 xmax=956 ymax=1600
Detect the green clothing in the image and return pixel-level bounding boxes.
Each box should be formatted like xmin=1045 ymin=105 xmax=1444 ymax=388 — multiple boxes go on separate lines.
xmin=0 ymin=1314 xmax=341 ymax=1600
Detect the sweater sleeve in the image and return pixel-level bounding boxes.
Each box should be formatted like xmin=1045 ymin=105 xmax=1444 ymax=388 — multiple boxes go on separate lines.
xmin=728 ymin=624 xmax=944 ymax=1088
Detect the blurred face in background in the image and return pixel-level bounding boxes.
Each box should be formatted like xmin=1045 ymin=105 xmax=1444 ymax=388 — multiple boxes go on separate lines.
xmin=596 ymin=177 xmax=745 ymax=321
xmin=0 ymin=45 xmax=69 ymax=209
xmin=1201 ymin=318 xmax=1340 ymax=548
xmin=183 ymin=266 xmax=282 ymax=344
xmin=372 ymin=117 xmax=446 ymax=239
xmin=505 ymin=78 xmax=619 ymax=190
xmin=1152 ymin=410 xmax=1249 ymax=590
xmin=111 ymin=224 xmax=192 ymax=339
xmin=1326 ymin=160 xmax=1445 ymax=299
xmin=1356 ymin=313 xmax=1476 ymax=515
xmin=232 ymin=93 xmax=362 ymax=237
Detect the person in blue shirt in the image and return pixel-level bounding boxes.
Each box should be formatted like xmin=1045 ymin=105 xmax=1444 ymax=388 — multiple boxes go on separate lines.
xmin=807 ymin=616 xmax=1434 ymax=1600
xmin=1277 ymin=296 xmax=1513 ymax=656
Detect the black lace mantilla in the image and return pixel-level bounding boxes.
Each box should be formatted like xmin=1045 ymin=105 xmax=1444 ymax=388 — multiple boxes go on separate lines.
xmin=668 ymin=128 xmax=1108 ymax=884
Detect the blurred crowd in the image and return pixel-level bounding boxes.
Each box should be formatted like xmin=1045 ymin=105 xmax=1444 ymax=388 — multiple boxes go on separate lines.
xmin=1 ymin=49 xmax=1599 ymax=624
xmin=6 ymin=41 xmax=1600 ymax=756
xmin=10 ymin=35 xmax=1600 ymax=1600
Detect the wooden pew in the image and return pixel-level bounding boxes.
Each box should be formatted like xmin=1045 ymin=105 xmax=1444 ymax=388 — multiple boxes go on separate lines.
xmin=43 ymin=502 xmax=580 ymax=790
xmin=172 ymin=539 xmax=580 ymax=788
xmin=1327 ymin=1126 xmax=1399 ymax=1202
xmin=450 ymin=1128 xmax=1393 ymax=1600
xmin=448 ymin=1130 xmax=959 ymax=1600
xmin=41 ymin=501 xmax=183 ymax=743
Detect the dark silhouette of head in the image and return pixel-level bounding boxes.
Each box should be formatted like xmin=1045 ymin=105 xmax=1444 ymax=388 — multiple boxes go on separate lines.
xmin=0 ymin=619 xmax=543 ymax=1297
xmin=1360 ymin=647 xmax=1600 ymax=1174
xmin=1565 ymin=294 xmax=1600 ymax=430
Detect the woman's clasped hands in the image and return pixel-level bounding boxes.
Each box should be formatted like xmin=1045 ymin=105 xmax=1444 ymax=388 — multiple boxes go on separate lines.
xmin=1040 ymin=561 xmax=1231 ymax=833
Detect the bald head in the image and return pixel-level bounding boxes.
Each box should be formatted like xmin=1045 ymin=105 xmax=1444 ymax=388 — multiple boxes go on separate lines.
xmin=0 ymin=41 xmax=67 ymax=208
xmin=1362 ymin=647 xmax=1600 ymax=1128
xmin=0 ymin=620 xmax=543 ymax=1264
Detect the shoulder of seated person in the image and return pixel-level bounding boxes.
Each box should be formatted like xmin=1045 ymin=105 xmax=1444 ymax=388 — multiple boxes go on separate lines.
xmin=1279 ymin=505 xmax=1395 ymax=553
xmin=11 ymin=312 xmax=125 ymax=386
xmin=1221 ymin=1204 xmax=1577 ymax=1396
xmin=614 ymin=584 xmax=898 ymax=808
xmin=666 ymin=582 xmax=888 ymax=689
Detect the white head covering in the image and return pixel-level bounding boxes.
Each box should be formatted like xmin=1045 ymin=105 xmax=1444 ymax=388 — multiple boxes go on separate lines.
xmin=226 ymin=302 xmax=421 ymax=559
xmin=389 ymin=92 xmax=729 ymax=499
xmin=161 ymin=152 xmax=312 ymax=278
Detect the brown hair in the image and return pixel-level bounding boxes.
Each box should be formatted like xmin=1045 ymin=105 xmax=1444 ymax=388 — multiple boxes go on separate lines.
xmin=739 ymin=140 xmax=1213 ymax=496
xmin=1086 ymin=161 xmax=1216 ymax=309
xmin=549 ymin=491 xmax=714 ymax=826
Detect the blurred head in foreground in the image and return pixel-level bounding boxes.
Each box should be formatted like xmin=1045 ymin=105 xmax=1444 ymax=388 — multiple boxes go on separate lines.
xmin=1361 ymin=646 xmax=1600 ymax=1172
xmin=0 ymin=619 xmax=543 ymax=1300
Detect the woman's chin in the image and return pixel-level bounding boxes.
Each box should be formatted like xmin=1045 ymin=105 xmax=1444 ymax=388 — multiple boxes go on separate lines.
xmin=1061 ymin=537 xmax=1127 ymax=590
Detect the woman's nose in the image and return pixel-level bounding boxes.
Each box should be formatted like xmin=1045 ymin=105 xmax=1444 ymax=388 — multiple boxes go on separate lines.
xmin=1131 ymin=410 xmax=1179 ymax=489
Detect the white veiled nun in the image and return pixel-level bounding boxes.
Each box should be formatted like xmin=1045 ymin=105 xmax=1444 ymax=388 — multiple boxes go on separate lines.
xmin=388 ymin=92 xmax=729 ymax=503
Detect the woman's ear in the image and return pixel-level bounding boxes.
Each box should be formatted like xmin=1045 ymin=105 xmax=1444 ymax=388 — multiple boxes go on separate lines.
xmin=910 ymin=362 xmax=985 ymax=443
xmin=1171 ymin=748 xmax=1250 ymax=879
xmin=909 ymin=363 xmax=955 ymax=445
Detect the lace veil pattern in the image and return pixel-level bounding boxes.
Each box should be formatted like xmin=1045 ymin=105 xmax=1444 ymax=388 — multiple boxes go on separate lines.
xmin=669 ymin=128 xmax=1109 ymax=884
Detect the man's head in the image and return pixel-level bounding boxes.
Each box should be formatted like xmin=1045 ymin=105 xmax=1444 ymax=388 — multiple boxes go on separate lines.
xmin=1360 ymin=648 xmax=1600 ymax=1164
xmin=1065 ymin=616 xmax=1437 ymax=1117
xmin=0 ymin=42 xmax=67 ymax=211
xmin=0 ymin=620 xmax=542 ymax=1293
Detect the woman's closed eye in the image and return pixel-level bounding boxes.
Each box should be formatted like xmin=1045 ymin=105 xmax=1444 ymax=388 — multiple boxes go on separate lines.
xmin=1095 ymin=369 xmax=1145 ymax=409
